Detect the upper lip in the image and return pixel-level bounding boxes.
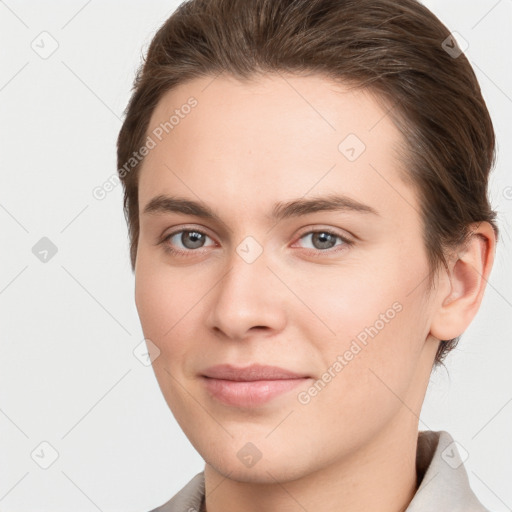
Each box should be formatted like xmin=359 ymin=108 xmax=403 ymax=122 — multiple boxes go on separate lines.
xmin=201 ymin=364 xmax=309 ymax=381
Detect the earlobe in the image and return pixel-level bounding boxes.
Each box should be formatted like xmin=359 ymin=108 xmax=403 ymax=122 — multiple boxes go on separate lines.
xmin=429 ymin=222 xmax=496 ymax=341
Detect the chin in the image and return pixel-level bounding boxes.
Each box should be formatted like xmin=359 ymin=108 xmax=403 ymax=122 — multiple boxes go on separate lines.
xmin=203 ymin=447 xmax=314 ymax=485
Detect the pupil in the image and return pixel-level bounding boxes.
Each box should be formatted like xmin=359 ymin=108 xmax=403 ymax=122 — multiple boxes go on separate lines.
xmin=313 ymin=232 xmax=335 ymax=249
xmin=183 ymin=231 xmax=204 ymax=249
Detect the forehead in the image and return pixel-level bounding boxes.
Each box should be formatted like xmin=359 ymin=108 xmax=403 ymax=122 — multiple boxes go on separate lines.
xmin=138 ymin=73 xmax=418 ymax=226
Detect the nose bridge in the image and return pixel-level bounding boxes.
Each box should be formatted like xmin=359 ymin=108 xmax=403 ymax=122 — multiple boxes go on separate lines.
xmin=207 ymin=238 xmax=286 ymax=339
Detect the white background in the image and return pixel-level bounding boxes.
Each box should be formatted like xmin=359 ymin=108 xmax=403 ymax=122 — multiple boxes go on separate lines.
xmin=1 ymin=1 xmax=511 ymax=511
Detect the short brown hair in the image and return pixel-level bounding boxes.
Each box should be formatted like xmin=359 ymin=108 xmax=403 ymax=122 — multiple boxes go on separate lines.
xmin=117 ymin=0 xmax=499 ymax=368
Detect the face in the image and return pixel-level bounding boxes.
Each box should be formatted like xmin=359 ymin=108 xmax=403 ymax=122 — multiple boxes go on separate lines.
xmin=134 ymin=73 xmax=441 ymax=483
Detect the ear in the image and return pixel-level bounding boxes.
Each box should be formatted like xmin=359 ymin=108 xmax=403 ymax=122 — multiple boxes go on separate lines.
xmin=429 ymin=221 xmax=497 ymax=341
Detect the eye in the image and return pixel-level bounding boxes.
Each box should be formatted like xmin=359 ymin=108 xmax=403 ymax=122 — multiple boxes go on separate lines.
xmin=159 ymin=227 xmax=354 ymax=258
xmin=294 ymin=229 xmax=353 ymax=254
xmin=161 ymin=228 xmax=215 ymax=256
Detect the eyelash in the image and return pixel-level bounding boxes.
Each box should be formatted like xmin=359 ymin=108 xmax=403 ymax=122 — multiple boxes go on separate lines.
xmin=159 ymin=227 xmax=354 ymax=258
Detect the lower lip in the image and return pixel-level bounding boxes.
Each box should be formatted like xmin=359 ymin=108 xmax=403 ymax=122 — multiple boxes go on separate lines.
xmin=201 ymin=377 xmax=310 ymax=407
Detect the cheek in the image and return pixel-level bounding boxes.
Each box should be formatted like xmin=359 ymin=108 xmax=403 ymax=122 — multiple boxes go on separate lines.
xmin=294 ymin=297 xmax=426 ymax=444
xmin=290 ymin=257 xmax=401 ymax=346
xmin=134 ymin=256 xmax=194 ymax=357
xmin=295 ymin=248 xmax=429 ymax=398
xmin=134 ymin=260 xmax=202 ymax=417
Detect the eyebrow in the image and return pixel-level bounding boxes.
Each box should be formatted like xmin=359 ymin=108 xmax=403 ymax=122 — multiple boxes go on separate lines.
xmin=142 ymin=193 xmax=380 ymax=223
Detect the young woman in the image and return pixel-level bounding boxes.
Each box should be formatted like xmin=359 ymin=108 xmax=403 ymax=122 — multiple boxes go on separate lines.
xmin=117 ymin=1 xmax=499 ymax=510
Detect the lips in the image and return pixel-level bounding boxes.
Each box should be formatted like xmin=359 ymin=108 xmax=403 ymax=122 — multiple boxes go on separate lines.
xmin=200 ymin=364 xmax=311 ymax=407
xmin=202 ymin=363 xmax=309 ymax=381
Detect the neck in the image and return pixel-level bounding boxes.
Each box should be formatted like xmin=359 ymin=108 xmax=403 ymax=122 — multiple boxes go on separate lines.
xmin=203 ymin=412 xmax=420 ymax=512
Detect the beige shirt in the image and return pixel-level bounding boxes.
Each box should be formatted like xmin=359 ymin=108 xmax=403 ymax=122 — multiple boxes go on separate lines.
xmin=149 ymin=430 xmax=490 ymax=512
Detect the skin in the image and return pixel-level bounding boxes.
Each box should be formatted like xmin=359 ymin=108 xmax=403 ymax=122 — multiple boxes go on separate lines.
xmin=134 ymin=73 xmax=495 ymax=512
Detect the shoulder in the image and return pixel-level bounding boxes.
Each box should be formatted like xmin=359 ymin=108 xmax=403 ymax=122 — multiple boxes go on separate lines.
xmin=148 ymin=472 xmax=205 ymax=512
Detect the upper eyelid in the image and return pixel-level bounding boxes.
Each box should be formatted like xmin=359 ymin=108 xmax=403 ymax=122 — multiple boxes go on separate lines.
xmin=295 ymin=226 xmax=351 ymax=239
xmin=164 ymin=226 xmax=216 ymax=242
xmin=163 ymin=228 xmax=216 ymax=248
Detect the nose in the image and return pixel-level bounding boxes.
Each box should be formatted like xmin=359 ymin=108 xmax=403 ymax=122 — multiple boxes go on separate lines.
xmin=205 ymin=244 xmax=288 ymax=341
